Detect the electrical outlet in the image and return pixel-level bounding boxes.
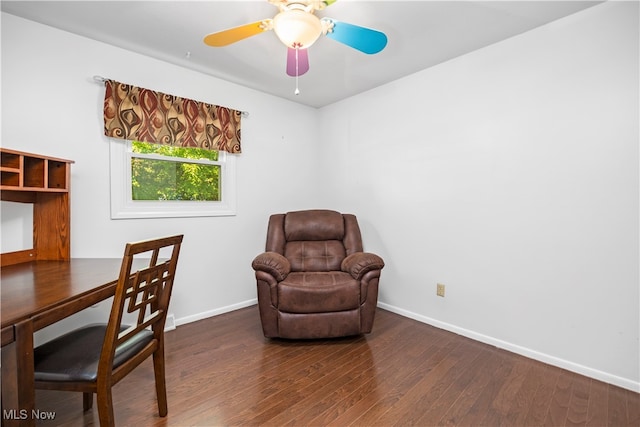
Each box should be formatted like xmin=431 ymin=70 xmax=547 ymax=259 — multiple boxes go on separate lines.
xmin=437 ymin=283 xmax=446 ymax=297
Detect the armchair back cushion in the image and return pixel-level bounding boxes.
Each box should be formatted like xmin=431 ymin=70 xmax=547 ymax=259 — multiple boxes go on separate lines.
xmin=267 ymin=210 xmax=363 ymax=272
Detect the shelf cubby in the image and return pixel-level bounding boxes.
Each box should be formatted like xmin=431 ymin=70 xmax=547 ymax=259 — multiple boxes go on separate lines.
xmin=23 ymin=157 xmax=45 ymax=188
xmin=47 ymin=160 xmax=68 ymax=189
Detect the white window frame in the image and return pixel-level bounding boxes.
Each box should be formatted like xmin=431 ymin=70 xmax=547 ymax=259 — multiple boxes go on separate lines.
xmin=109 ymin=139 xmax=236 ymax=219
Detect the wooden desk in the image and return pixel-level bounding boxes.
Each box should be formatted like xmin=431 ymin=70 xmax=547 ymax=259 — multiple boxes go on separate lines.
xmin=1 ymin=259 xmax=124 ymax=426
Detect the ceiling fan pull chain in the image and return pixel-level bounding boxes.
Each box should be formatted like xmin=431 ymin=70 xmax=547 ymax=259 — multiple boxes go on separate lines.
xmin=294 ymin=45 xmax=300 ymax=95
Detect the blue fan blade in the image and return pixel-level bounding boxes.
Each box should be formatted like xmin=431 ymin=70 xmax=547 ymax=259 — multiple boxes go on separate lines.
xmin=325 ymin=19 xmax=387 ymax=54
xmin=287 ymin=47 xmax=310 ymax=77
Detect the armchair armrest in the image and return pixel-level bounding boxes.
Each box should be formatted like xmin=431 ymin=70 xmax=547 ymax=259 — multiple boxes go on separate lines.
xmin=252 ymin=252 xmax=291 ymax=281
xmin=341 ymin=252 xmax=385 ymax=280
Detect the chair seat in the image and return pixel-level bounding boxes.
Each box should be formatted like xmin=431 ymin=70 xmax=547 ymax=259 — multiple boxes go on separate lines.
xmin=278 ymin=271 xmax=360 ymax=313
xmin=34 ymin=324 xmax=153 ymax=382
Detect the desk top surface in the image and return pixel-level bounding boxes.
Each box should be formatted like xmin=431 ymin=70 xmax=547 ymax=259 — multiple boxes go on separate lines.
xmin=1 ymin=258 xmax=123 ymax=329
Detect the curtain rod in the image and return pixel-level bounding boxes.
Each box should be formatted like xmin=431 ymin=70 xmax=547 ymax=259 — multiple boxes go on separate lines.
xmin=92 ymin=75 xmax=250 ymax=118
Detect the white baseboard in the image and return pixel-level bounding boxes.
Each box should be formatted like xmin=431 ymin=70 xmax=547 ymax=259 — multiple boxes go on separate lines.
xmin=377 ymin=302 xmax=640 ymax=393
xmin=174 ymin=298 xmax=258 ymax=327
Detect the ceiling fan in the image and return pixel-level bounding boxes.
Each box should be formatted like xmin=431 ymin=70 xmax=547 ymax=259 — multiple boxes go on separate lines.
xmin=203 ymin=0 xmax=387 ymax=93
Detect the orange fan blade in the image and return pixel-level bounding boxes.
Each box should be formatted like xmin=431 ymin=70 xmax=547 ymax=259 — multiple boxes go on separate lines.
xmin=204 ymin=20 xmax=270 ymax=47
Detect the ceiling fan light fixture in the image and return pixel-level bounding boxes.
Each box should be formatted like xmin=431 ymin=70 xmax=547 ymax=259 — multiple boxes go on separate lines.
xmin=273 ymin=9 xmax=322 ymax=48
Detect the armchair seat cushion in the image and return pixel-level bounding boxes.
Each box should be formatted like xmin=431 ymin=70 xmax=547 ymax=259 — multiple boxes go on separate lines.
xmin=278 ymin=272 xmax=360 ymax=313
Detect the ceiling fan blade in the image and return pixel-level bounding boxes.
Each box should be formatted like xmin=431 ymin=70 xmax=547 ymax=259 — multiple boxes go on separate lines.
xmin=324 ymin=19 xmax=387 ymax=54
xmin=286 ymin=47 xmax=310 ymax=77
xmin=203 ymin=20 xmax=269 ymax=47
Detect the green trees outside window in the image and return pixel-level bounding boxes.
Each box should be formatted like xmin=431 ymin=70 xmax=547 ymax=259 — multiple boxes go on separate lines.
xmin=131 ymin=141 xmax=221 ymax=201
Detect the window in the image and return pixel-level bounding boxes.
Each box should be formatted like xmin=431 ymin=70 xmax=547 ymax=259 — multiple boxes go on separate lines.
xmin=110 ymin=139 xmax=236 ymax=219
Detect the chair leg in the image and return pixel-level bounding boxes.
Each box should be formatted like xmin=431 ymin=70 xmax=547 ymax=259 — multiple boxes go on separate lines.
xmin=152 ymin=345 xmax=168 ymax=417
xmin=96 ymin=385 xmax=115 ymax=427
xmin=83 ymin=392 xmax=93 ymax=411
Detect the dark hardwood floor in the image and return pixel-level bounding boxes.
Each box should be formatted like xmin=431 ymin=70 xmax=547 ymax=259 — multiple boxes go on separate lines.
xmin=35 ymin=307 xmax=639 ymax=426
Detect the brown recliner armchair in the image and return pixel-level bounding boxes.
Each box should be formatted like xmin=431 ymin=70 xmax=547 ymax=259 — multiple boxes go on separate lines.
xmin=252 ymin=209 xmax=384 ymax=339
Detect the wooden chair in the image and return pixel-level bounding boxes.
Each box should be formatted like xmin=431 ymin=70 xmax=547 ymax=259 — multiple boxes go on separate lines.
xmin=33 ymin=235 xmax=183 ymax=426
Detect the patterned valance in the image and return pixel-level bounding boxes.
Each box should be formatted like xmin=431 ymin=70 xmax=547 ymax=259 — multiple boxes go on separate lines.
xmin=103 ymin=80 xmax=241 ymax=153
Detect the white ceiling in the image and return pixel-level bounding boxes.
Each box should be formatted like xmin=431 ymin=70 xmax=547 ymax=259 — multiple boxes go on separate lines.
xmin=2 ymin=0 xmax=603 ymax=108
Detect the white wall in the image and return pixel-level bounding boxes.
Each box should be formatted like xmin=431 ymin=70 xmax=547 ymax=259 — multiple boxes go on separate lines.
xmin=1 ymin=13 xmax=327 ymax=333
xmin=319 ymin=1 xmax=639 ymax=391
xmin=0 ymin=202 xmax=32 ymax=252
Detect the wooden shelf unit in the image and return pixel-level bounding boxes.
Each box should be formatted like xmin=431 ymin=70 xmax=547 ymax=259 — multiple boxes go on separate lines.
xmin=1 ymin=148 xmax=74 ymax=266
